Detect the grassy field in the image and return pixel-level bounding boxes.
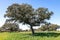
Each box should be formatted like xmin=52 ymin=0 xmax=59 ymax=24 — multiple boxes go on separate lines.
xmin=0 ymin=31 xmax=60 ymax=40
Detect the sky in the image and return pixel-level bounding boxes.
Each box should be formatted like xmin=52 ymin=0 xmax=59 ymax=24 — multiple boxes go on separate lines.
xmin=0 ymin=0 xmax=60 ymax=30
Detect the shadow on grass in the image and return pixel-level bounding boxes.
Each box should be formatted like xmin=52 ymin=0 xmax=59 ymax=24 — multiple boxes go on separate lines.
xmin=29 ymin=32 xmax=60 ymax=37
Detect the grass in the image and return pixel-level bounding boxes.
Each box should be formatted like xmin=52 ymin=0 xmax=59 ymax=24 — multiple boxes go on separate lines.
xmin=0 ymin=31 xmax=60 ymax=40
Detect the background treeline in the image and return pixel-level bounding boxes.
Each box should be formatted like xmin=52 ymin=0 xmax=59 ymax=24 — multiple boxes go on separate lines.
xmin=0 ymin=22 xmax=60 ymax=32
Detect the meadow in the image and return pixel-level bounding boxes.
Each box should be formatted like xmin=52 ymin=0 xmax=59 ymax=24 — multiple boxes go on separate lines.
xmin=0 ymin=31 xmax=60 ymax=40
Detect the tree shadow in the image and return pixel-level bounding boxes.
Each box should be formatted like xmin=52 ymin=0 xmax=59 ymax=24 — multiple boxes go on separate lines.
xmin=29 ymin=32 xmax=60 ymax=37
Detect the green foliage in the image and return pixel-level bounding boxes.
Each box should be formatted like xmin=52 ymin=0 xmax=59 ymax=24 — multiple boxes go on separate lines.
xmin=4 ymin=3 xmax=53 ymax=26
xmin=0 ymin=23 xmax=19 ymax=32
xmin=4 ymin=3 xmax=53 ymax=34
xmin=40 ymin=24 xmax=59 ymax=31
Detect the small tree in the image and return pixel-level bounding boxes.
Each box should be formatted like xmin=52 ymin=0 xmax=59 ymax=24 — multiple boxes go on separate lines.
xmin=4 ymin=3 xmax=53 ymax=35
xmin=40 ymin=24 xmax=59 ymax=31
xmin=1 ymin=22 xmax=19 ymax=32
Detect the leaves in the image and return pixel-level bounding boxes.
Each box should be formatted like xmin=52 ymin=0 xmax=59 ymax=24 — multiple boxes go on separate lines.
xmin=4 ymin=3 xmax=53 ymax=26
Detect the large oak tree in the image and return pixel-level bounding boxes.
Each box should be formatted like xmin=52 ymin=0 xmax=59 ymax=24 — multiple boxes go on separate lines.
xmin=4 ymin=3 xmax=53 ymax=35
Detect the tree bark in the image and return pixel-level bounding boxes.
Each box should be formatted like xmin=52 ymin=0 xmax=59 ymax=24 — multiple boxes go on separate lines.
xmin=30 ymin=26 xmax=34 ymax=35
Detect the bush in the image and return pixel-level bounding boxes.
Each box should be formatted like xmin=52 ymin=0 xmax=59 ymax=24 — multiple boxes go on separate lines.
xmin=40 ymin=24 xmax=59 ymax=31
xmin=0 ymin=23 xmax=19 ymax=32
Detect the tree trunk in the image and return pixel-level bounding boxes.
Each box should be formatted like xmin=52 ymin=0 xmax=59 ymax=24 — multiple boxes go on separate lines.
xmin=30 ymin=26 xmax=34 ymax=35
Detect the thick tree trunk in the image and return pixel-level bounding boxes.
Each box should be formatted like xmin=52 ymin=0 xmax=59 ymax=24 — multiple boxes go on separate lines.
xmin=30 ymin=26 xmax=34 ymax=35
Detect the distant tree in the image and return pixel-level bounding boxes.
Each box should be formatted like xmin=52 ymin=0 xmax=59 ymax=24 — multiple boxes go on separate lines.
xmin=48 ymin=24 xmax=59 ymax=31
xmin=40 ymin=24 xmax=59 ymax=31
xmin=4 ymin=3 xmax=53 ymax=35
xmin=0 ymin=22 xmax=19 ymax=32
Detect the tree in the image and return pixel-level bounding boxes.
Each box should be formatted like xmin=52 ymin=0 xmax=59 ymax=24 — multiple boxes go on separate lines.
xmin=40 ymin=23 xmax=51 ymax=31
xmin=0 ymin=22 xmax=19 ymax=32
xmin=4 ymin=3 xmax=53 ymax=35
xmin=40 ymin=24 xmax=59 ymax=31
xmin=48 ymin=24 xmax=59 ymax=31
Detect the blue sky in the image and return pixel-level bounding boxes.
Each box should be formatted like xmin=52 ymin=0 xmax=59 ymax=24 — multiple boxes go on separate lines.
xmin=0 ymin=0 xmax=60 ymax=29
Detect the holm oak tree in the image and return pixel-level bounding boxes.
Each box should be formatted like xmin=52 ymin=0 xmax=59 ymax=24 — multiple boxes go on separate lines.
xmin=4 ymin=3 xmax=53 ymax=35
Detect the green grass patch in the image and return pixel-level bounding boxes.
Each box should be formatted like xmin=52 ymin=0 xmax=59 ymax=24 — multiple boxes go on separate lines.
xmin=0 ymin=31 xmax=60 ymax=40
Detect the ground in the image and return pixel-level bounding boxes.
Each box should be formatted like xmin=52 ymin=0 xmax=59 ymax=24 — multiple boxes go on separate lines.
xmin=0 ymin=31 xmax=60 ymax=40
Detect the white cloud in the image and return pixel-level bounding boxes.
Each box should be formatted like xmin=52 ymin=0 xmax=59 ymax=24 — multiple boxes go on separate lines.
xmin=0 ymin=18 xmax=6 ymax=27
